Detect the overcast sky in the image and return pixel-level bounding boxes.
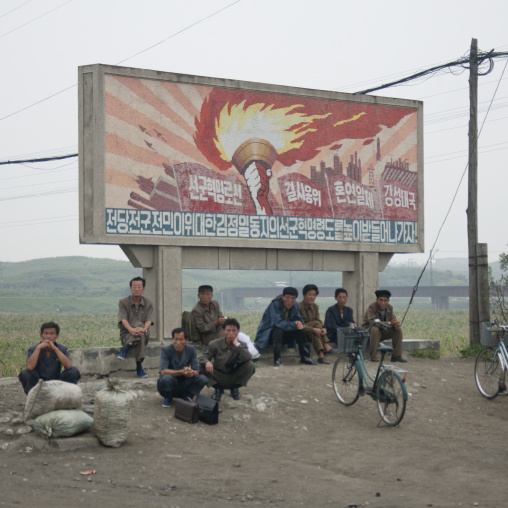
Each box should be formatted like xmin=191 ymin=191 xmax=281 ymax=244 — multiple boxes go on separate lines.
xmin=1 ymin=0 xmax=507 ymax=266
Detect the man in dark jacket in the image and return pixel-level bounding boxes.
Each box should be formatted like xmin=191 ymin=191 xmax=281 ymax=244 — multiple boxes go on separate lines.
xmin=324 ymin=287 xmax=357 ymax=344
xmin=18 ymin=322 xmax=81 ymax=394
xmin=254 ymin=287 xmax=316 ymax=366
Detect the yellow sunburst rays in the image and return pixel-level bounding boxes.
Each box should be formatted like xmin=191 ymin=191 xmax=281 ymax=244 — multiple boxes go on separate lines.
xmin=213 ymin=101 xmax=331 ymax=163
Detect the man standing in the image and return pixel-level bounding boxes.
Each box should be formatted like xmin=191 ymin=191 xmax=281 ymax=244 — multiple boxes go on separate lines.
xmin=324 ymin=288 xmax=357 ymax=344
xmin=191 ymin=285 xmax=226 ymax=345
xmin=205 ymin=318 xmax=255 ymax=401
xmin=18 ymin=322 xmax=81 ymax=394
xmin=117 ymin=277 xmax=154 ymax=378
xmin=362 ymin=289 xmax=406 ymax=363
xmin=157 ymin=328 xmax=209 ymax=408
xmin=299 ymin=284 xmax=337 ymax=364
xmin=255 ymin=287 xmax=316 ymax=366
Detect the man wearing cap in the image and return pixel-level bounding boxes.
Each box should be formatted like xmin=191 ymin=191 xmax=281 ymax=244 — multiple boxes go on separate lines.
xmin=299 ymin=284 xmax=337 ymax=365
xmin=362 ymin=290 xmax=406 ymax=363
xmin=191 ymin=285 xmax=226 ymax=346
xmin=255 ymin=287 xmax=316 ymax=366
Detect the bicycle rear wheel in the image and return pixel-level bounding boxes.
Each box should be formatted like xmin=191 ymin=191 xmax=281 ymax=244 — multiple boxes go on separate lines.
xmin=376 ymin=370 xmax=407 ymax=426
xmin=332 ymin=353 xmax=360 ymax=406
xmin=475 ymin=347 xmax=503 ymax=399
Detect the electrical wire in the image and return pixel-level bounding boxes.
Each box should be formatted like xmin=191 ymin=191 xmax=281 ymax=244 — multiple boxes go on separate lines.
xmin=0 ymin=0 xmax=33 ymax=19
xmin=399 ymin=57 xmax=508 ymax=325
xmin=0 ymin=0 xmax=74 ymax=39
xmin=355 ymin=50 xmax=508 ymax=95
xmin=0 ymin=1 xmax=243 ymax=122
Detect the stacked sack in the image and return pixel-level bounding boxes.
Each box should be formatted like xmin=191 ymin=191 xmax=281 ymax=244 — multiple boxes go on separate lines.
xmin=24 ymin=380 xmax=93 ymax=438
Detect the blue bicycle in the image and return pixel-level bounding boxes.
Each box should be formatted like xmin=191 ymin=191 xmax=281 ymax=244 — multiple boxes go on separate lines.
xmin=331 ymin=320 xmax=408 ymax=426
xmin=475 ymin=321 xmax=508 ymax=399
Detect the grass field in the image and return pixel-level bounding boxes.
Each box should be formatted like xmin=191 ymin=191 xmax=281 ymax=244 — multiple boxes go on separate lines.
xmin=0 ymin=309 xmax=472 ymax=378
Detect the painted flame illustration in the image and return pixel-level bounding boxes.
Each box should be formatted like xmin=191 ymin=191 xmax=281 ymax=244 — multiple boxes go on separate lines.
xmin=213 ymin=101 xmax=330 ymax=165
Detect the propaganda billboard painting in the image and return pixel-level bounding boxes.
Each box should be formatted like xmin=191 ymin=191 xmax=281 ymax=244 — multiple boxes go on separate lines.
xmin=80 ymin=65 xmax=422 ymax=250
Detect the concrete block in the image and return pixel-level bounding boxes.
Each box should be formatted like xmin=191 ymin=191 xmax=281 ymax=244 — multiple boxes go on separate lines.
xmin=69 ymin=345 xmax=164 ymax=376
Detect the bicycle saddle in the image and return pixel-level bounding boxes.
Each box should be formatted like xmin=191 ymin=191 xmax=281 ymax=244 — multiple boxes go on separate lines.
xmin=377 ymin=343 xmax=393 ymax=353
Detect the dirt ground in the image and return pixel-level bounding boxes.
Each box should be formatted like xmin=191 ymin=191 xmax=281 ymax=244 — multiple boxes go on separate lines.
xmin=1 ymin=356 xmax=507 ymax=508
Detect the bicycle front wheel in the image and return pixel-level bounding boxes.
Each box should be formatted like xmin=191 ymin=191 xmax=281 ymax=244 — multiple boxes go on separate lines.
xmin=332 ymin=353 xmax=360 ymax=406
xmin=376 ymin=370 xmax=407 ymax=426
xmin=475 ymin=347 xmax=502 ymax=399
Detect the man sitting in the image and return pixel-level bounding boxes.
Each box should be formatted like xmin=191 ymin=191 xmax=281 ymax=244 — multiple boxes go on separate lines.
xmin=324 ymin=287 xmax=357 ymax=344
xmin=362 ymin=289 xmax=406 ymax=363
xmin=117 ymin=277 xmax=153 ymax=378
xmin=204 ymin=318 xmax=255 ymax=401
xmin=18 ymin=322 xmax=81 ymax=394
xmin=157 ymin=328 xmax=209 ymax=408
xmin=191 ymin=285 xmax=226 ymax=346
xmin=255 ymin=287 xmax=316 ymax=367
xmin=299 ymin=284 xmax=337 ymax=364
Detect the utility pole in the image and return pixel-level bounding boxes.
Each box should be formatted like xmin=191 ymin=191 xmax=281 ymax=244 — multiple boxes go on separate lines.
xmin=467 ymin=38 xmax=480 ymax=346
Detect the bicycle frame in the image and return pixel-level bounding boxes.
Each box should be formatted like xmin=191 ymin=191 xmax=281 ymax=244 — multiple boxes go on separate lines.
xmin=349 ymin=345 xmax=387 ymax=395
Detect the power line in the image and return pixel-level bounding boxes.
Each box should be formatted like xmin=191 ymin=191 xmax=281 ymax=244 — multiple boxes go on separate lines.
xmin=0 ymin=0 xmax=33 ymax=19
xmin=0 ymin=186 xmax=77 ymax=202
xmin=0 ymin=0 xmax=75 ymax=39
xmin=0 ymin=154 xmax=77 ymax=165
xmin=116 ymin=0 xmax=242 ymax=66
xmin=355 ymin=49 xmax=508 ymax=95
xmin=399 ymin=57 xmax=508 ymax=324
xmin=0 ymin=1 xmax=243 ymax=122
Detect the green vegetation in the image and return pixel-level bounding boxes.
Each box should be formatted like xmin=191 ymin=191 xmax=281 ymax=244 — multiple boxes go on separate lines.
xmin=0 ymin=309 xmax=470 ymax=378
xmin=0 ymin=256 xmax=473 ymax=313
xmin=489 ymin=250 xmax=507 ymax=322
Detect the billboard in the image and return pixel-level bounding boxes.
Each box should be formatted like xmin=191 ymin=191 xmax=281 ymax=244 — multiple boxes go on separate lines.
xmin=79 ymin=65 xmax=423 ymax=252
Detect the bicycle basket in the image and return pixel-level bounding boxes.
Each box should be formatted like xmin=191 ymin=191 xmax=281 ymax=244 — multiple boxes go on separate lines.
xmin=481 ymin=322 xmax=507 ymax=347
xmin=336 ymin=327 xmax=369 ymax=353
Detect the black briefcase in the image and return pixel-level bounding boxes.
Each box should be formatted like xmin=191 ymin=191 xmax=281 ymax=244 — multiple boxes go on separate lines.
xmin=174 ymin=398 xmax=199 ymax=424
xmin=195 ymin=395 xmax=219 ymax=425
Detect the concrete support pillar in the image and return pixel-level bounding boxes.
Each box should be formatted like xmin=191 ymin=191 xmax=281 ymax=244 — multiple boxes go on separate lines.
xmin=343 ymin=252 xmax=380 ymax=325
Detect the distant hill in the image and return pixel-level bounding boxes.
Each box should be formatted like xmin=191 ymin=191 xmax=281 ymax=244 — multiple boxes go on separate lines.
xmin=0 ymin=257 xmax=141 ymax=313
xmin=0 ymin=254 xmax=490 ymax=313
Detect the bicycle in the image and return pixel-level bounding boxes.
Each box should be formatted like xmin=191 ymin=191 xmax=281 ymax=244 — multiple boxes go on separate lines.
xmin=331 ymin=320 xmax=408 ymax=426
xmin=474 ymin=321 xmax=508 ymax=399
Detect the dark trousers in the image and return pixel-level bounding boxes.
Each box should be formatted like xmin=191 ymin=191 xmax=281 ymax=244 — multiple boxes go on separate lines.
xmin=269 ymin=327 xmax=311 ymax=362
xmin=207 ymin=361 xmax=255 ymax=390
xmin=18 ymin=367 xmax=81 ymax=393
xmin=157 ymin=374 xmax=208 ymax=400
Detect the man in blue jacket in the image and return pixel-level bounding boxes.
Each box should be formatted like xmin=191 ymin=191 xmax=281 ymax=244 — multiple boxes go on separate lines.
xmin=157 ymin=328 xmax=209 ymax=408
xmin=255 ymin=287 xmax=316 ymax=366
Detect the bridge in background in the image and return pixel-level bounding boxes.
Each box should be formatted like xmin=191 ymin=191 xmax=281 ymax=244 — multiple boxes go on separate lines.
xmin=221 ymin=285 xmax=470 ymax=311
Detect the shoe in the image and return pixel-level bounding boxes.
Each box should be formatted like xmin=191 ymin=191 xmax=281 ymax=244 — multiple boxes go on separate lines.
xmin=231 ymin=387 xmax=241 ymax=400
xmin=324 ymin=348 xmax=338 ymax=355
xmin=137 ymin=369 xmax=149 ymax=378
xmin=318 ymin=357 xmax=330 ymax=364
xmin=162 ymin=397 xmax=172 ymax=408
xmin=371 ymin=358 xmax=380 ymax=363
xmin=391 ymin=356 xmax=407 ymax=363
xmin=213 ymin=386 xmax=224 ymax=401
xmin=300 ymin=356 xmax=317 ymax=365
xmin=274 ymin=359 xmax=282 ymax=367
xmin=117 ymin=344 xmax=130 ymax=360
